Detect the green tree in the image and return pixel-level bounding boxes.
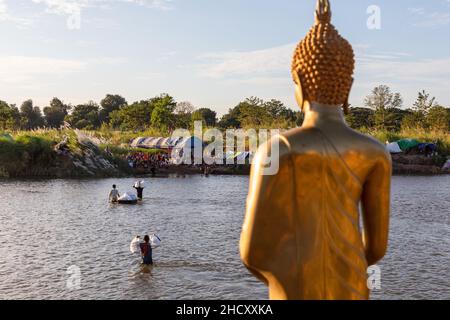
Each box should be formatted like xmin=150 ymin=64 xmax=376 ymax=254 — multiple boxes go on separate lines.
xmin=99 ymin=94 xmax=127 ymax=124
xmin=426 ymin=106 xmax=449 ymax=132
xmin=191 ymin=108 xmax=217 ymax=127
xmin=390 ymin=108 xmax=411 ymax=132
xmin=401 ymin=110 xmax=423 ymax=130
xmin=0 ymin=101 xmax=21 ymax=130
xmin=263 ymin=99 xmax=297 ymax=128
xmin=406 ymin=90 xmax=439 ymax=130
xmin=151 ymin=94 xmax=177 ymax=133
xmin=174 ymin=101 xmax=195 ymax=129
xmin=218 ymin=97 xmax=297 ymax=129
xmin=413 ymin=90 xmax=436 ymax=116
xmin=111 ymin=100 xmax=154 ymax=131
xmin=364 ymin=85 xmax=403 ymax=131
xmin=218 ymin=107 xmax=241 ymax=129
xmin=228 ymin=97 xmax=269 ymax=128
xmin=345 ymin=107 xmax=375 ymax=130
xmin=43 ymin=98 xmax=70 ymax=128
xmin=20 ymin=100 xmax=44 ymax=130
xmin=66 ymin=101 xmax=100 ymax=129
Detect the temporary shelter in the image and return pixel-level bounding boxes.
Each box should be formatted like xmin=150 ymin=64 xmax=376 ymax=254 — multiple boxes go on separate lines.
xmin=174 ymin=136 xmax=204 ymax=150
xmin=386 ymin=142 xmax=402 ymax=154
xmin=397 ymin=139 xmax=420 ymax=152
xmin=130 ymin=136 xmax=203 ymax=150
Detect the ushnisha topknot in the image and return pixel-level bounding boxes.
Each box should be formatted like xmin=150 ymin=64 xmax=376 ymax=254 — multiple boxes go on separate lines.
xmin=292 ymin=0 xmax=355 ymax=112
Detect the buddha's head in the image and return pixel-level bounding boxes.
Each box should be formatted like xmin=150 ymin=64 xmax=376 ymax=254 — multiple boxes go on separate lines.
xmin=292 ymin=0 xmax=355 ymax=113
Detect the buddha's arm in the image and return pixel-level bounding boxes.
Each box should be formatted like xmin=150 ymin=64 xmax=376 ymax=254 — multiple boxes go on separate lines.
xmin=361 ymin=151 xmax=392 ymax=266
xmin=240 ymin=152 xmax=271 ymax=285
xmin=240 ymin=137 xmax=291 ymax=285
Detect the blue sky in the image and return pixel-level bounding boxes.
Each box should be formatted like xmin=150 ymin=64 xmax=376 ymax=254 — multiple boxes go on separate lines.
xmin=1 ymin=0 xmax=450 ymax=115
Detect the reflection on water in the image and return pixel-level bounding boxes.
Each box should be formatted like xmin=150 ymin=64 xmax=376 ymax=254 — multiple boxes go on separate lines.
xmin=0 ymin=175 xmax=448 ymax=300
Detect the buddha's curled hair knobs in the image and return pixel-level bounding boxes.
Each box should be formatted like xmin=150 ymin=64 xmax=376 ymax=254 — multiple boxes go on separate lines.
xmin=291 ymin=0 xmax=355 ymax=107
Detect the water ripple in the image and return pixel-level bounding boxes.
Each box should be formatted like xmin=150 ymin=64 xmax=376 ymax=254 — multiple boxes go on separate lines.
xmin=0 ymin=175 xmax=448 ymax=300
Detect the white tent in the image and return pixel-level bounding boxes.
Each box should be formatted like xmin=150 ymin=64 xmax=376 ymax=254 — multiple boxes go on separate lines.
xmin=386 ymin=142 xmax=402 ymax=154
xmin=174 ymin=136 xmax=204 ymax=150
xmin=236 ymin=151 xmax=252 ymax=162
xmin=131 ymin=136 xmax=204 ymax=151
xmin=130 ymin=137 xmax=145 ymax=148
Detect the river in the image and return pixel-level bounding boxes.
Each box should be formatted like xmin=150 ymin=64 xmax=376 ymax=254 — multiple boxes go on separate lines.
xmin=0 ymin=175 xmax=448 ymax=300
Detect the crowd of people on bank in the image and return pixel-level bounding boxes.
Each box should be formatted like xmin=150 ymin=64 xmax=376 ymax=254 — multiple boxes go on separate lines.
xmin=126 ymin=152 xmax=171 ymax=170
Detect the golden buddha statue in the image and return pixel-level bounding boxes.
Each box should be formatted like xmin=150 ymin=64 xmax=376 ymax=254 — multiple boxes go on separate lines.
xmin=240 ymin=0 xmax=392 ymax=300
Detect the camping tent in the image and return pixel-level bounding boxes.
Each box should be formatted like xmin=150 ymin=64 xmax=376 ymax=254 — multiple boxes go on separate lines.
xmin=130 ymin=136 xmax=204 ymax=151
xmin=386 ymin=142 xmax=402 ymax=154
xmin=235 ymin=151 xmax=252 ymax=163
xmin=397 ymin=139 xmax=420 ymax=152
xmin=174 ymin=136 xmax=204 ymax=150
xmin=223 ymin=151 xmax=253 ymax=164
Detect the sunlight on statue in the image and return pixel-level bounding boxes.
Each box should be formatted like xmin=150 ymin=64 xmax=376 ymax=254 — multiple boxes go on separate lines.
xmin=240 ymin=0 xmax=392 ymax=300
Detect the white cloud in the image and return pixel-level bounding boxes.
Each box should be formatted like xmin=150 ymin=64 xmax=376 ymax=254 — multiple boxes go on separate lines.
xmin=197 ymin=43 xmax=294 ymax=80
xmin=197 ymin=42 xmax=450 ymax=85
xmin=0 ymin=56 xmax=87 ymax=84
xmin=408 ymin=5 xmax=450 ymax=27
xmin=30 ymin=0 xmax=174 ymax=15
xmin=0 ymin=55 xmax=127 ymax=84
xmin=0 ymin=0 xmax=6 ymax=17
xmin=0 ymin=0 xmax=33 ymax=26
xmin=408 ymin=7 xmax=425 ymax=15
xmin=0 ymin=0 xmax=173 ymax=28
xmin=195 ymin=43 xmax=450 ymax=106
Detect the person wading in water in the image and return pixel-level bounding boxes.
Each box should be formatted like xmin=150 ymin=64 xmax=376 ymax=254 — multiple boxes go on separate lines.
xmin=140 ymin=235 xmax=153 ymax=265
xmin=133 ymin=181 xmax=145 ymax=200
xmin=109 ymin=184 xmax=120 ymax=203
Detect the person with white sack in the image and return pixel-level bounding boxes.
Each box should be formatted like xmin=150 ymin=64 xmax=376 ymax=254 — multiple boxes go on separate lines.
xmin=133 ymin=180 xmax=145 ymax=200
xmin=130 ymin=234 xmax=161 ymax=265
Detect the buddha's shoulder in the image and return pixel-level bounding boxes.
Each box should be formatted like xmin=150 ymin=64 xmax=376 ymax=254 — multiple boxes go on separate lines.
xmin=277 ymin=127 xmax=390 ymax=160
xmin=339 ymin=127 xmax=392 ymax=159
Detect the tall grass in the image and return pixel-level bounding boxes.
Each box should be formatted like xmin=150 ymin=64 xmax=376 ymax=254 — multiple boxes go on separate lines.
xmin=0 ymin=131 xmax=56 ymax=177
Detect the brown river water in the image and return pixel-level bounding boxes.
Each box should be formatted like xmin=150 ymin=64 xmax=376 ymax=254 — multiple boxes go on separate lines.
xmin=0 ymin=175 xmax=448 ymax=300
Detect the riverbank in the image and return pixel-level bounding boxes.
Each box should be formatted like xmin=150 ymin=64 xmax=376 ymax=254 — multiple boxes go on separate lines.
xmin=0 ymin=130 xmax=131 ymax=178
xmin=1 ymin=129 xmax=448 ymax=178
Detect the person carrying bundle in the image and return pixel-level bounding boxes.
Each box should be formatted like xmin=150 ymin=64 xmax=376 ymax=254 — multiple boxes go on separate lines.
xmin=133 ymin=180 xmax=145 ymax=200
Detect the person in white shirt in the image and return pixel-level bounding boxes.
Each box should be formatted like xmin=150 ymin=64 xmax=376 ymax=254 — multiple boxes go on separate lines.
xmin=109 ymin=184 xmax=120 ymax=203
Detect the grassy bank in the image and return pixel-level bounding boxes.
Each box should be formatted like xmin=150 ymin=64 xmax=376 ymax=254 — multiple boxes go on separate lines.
xmin=84 ymin=127 xmax=450 ymax=154
xmin=0 ymin=129 xmax=131 ymax=178
xmin=1 ymin=127 xmax=448 ymax=178
xmin=3 ymin=127 xmax=449 ymax=154
xmin=0 ymin=131 xmax=56 ymax=177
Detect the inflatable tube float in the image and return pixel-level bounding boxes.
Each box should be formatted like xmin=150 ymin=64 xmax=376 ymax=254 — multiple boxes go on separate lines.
xmin=118 ymin=192 xmax=138 ymax=205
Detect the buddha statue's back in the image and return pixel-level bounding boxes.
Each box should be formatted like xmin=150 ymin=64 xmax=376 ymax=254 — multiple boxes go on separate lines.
xmin=243 ymin=113 xmax=390 ymax=300
xmin=240 ymin=0 xmax=391 ymax=300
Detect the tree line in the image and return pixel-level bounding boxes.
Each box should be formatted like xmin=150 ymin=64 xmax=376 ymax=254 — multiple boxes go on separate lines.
xmin=0 ymin=94 xmax=299 ymax=133
xmin=1 ymin=85 xmax=449 ymax=133
xmin=349 ymin=85 xmax=449 ymax=132
xmin=0 ymin=94 xmax=212 ymax=133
